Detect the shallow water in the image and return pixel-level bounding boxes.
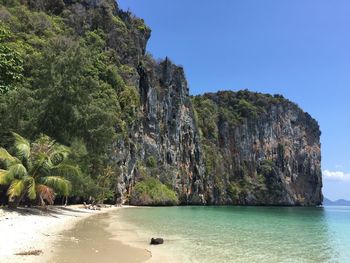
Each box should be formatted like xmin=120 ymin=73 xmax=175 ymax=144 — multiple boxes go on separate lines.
xmin=115 ymin=206 xmax=350 ymax=263
xmin=52 ymin=206 xmax=350 ymax=263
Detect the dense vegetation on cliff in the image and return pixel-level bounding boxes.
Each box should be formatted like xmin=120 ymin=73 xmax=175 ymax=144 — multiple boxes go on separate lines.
xmin=0 ymin=0 xmax=156 ymax=205
xmin=0 ymin=0 xmax=322 ymax=206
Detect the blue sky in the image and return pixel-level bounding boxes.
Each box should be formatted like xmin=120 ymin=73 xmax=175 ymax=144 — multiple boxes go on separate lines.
xmin=118 ymin=0 xmax=350 ymax=200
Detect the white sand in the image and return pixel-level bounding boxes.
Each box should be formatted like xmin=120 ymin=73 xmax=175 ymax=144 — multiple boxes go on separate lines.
xmin=0 ymin=205 xmax=120 ymax=263
xmin=0 ymin=205 xmax=179 ymax=263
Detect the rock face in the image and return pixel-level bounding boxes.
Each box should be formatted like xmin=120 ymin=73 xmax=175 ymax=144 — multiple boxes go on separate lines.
xmin=24 ymin=0 xmax=323 ymax=206
xmin=115 ymin=64 xmax=323 ymax=205
xmin=115 ymin=57 xmax=205 ymax=204
xmin=192 ymin=91 xmax=322 ymax=205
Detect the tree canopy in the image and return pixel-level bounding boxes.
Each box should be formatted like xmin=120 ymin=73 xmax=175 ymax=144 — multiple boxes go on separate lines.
xmin=0 ymin=0 xmax=144 ymax=205
xmin=0 ymin=24 xmax=23 ymax=94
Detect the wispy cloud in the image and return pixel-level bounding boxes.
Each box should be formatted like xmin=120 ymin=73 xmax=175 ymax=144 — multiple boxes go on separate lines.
xmin=323 ymin=170 xmax=350 ymax=182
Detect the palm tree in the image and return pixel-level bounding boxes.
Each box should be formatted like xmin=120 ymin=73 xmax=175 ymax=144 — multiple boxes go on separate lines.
xmin=0 ymin=133 xmax=79 ymax=207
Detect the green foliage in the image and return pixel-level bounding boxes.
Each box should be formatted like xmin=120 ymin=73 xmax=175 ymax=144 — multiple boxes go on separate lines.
xmin=0 ymin=3 xmax=138 ymax=200
xmin=192 ymin=90 xmax=288 ymax=138
xmin=96 ymin=166 xmax=119 ymax=203
xmin=0 ymin=24 xmax=23 ymax=93
xmin=0 ymin=0 xmax=153 ymax=204
xmin=119 ymin=85 xmax=140 ymax=127
xmin=258 ymin=160 xmax=274 ymax=177
xmin=0 ymin=1 xmax=21 ymax=7
xmin=146 ymin=156 xmax=157 ymax=168
xmin=130 ymin=177 xmax=179 ymax=206
xmin=218 ymin=107 xmax=240 ymax=127
xmin=202 ymin=143 xmax=220 ymax=176
xmin=32 ymin=36 xmax=120 ymax=153
xmin=192 ymin=97 xmax=218 ymax=140
xmin=236 ymin=99 xmax=259 ymax=119
xmin=0 ymin=133 xmax=78 ymax=206
xmin=227 ymin=183 xmax=240 ymax=201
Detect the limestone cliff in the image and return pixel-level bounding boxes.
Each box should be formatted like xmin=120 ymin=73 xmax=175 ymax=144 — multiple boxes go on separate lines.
xmin=115 ymin=61 xmax=323 ymax=206
xmin=192 ymin=91 xmax=322 ymax=205
xmin=115 ymin=57 xmax=206 ymax=204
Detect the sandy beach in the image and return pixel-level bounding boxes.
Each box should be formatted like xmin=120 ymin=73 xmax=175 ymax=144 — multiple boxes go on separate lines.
xmin=0 ymin=205 xmax=152 ymax=263
xmin=105 ymin=207 xmax=178 ymax=263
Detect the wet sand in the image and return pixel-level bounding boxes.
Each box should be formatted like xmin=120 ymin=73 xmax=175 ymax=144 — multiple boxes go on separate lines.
xmin=106 ymin=208 xmax=178 ymax=263
xmin=49 ymin=212 xmax=151 ymax=263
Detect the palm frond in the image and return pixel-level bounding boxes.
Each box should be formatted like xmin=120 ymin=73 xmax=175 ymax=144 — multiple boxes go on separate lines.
xmin=42 ymin=176 xmax=71 ymax=196
xmin=31 ymin=152 xmax=51 ymax=178
xmin=7 ymin=179 xmax=25 ymax=199
xmin=8 ymin=163 xmax=28 ymax=179
xmin=12 ymin=132 xmax=30 ymax=160
xmin=36 ymin=184 xmax=55 ymax=205
xmin=0 ymin=169 xmax=13 ymax=185
xmin=0 ymin=148 xmax=18 ymax=166
xmin=50 ymin=145 xmax=71 ymax=165
xmin=51 ymin=164 xmax=81 ymax=178
xmin=25 ymin=177 xmax=36 ymax=200
xmin=50 ymin=152 xmax=64 ymax=166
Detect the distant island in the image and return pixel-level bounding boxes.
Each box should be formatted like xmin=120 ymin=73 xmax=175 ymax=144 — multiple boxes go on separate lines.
xmin=323 ymin=198 xmax=350 ymax=206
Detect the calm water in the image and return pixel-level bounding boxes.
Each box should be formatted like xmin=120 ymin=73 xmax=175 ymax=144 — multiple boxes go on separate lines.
xmin=113 ymin=206 xmax=350 ymax=263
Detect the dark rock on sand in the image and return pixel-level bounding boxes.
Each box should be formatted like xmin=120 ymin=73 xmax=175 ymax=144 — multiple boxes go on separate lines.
xmin=150 ymin=238 xmax=164 ymax=245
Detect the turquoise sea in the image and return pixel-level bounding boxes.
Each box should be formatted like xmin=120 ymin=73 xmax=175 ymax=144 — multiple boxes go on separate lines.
xmin=113 ymin=206 xmax=350 ymax=263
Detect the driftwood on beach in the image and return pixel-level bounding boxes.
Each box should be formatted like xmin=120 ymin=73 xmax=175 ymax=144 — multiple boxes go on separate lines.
xmin=15 ymin=250 xmax=43 ymax=256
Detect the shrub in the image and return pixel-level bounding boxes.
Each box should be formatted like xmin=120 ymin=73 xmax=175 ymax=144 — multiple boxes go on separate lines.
xmin=258 ymin=160 xmax=274 ymax=176
xmin=146 ymin=156 xmax=157 ymax=168
xmin=236 ymin=99 xmax=259 ymax=119
xmin=227 ymin=183 xmax=240 ymax=201
xmin=130 ymin=177 xmax=178 ymax=206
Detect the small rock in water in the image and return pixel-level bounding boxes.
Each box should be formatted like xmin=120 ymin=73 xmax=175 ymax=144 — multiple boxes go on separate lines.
xmin=150 ymin=238 xmax=164 ymax=245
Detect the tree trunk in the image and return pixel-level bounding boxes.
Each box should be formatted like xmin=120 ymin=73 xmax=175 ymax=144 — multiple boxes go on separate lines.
xmin=8 ymin=194 xmax=24 ymax=209
xmin=39 ymin=195 xmax=45 ymax=207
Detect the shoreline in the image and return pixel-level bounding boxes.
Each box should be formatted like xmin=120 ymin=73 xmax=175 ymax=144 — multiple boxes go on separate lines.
xmin=106 ymin=206 xmax=179 ymax=263
xmin=0 ymin=205 xmax=151 ymax=263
